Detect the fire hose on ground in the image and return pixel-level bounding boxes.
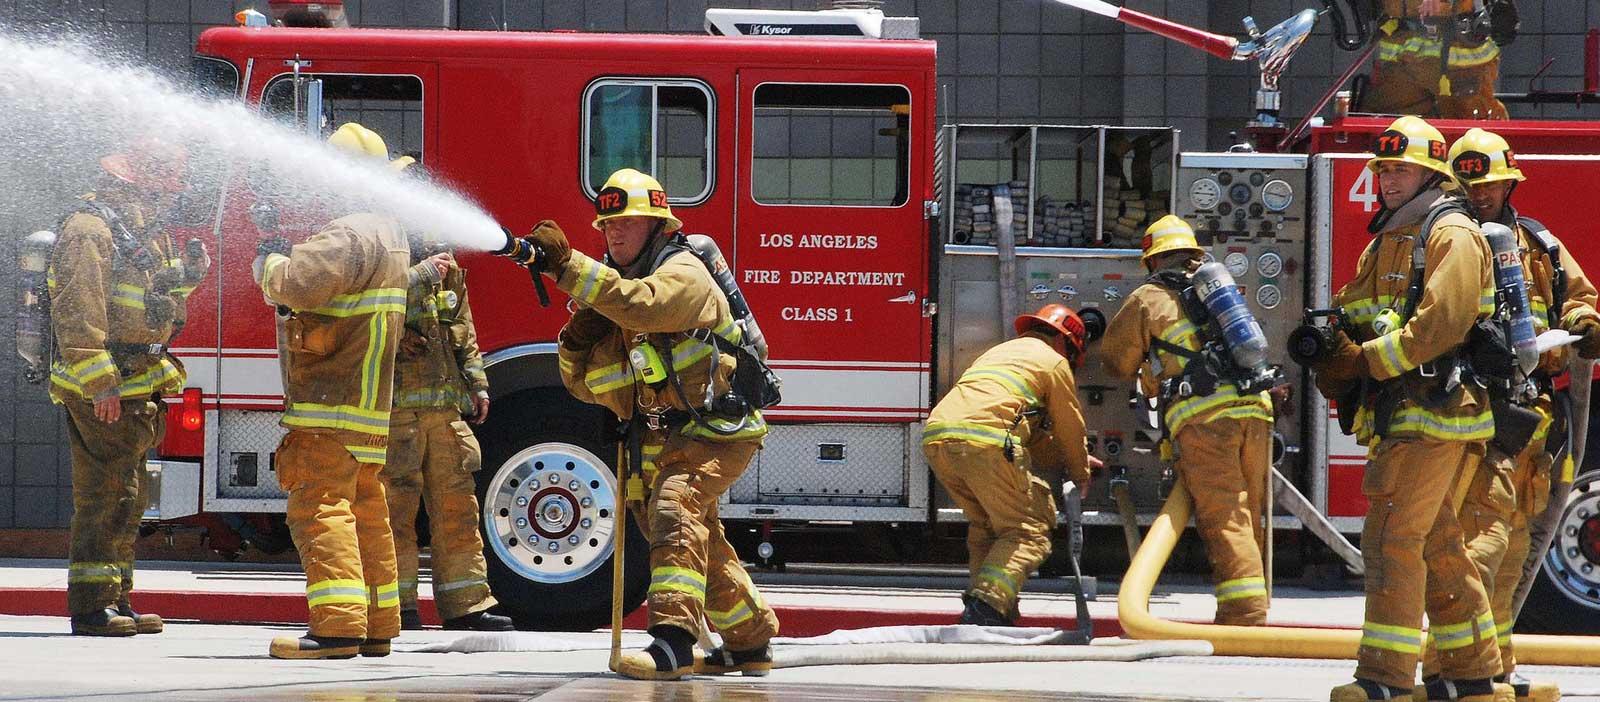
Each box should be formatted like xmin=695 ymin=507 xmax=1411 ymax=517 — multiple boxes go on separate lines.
xmin=1118 ymin=480 xmax=1600 ymax=666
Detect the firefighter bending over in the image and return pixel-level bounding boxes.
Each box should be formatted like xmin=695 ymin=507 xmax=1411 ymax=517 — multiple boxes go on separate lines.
xmin=1362 ymin=0 xmax=1514 ymax=120
xmin=1415 ymin=128 xmax=1600 ymax=702
xmin=533 ymin=169 xmax=777 ymax=680
xmin=377 ymin=162 xmax=512 ymax=633
xmin=253 ymin=123 xmax=447 ymax=659
xmin=922 ymin=304 xmax=1095 ymax=626
xmin=1317 ymin=116 xmax=1504 ymax=702
xmin=49 ymin=137 xmax=207 ymax=636
xmin=1101 ymin=215 xmax=1274 ymax=626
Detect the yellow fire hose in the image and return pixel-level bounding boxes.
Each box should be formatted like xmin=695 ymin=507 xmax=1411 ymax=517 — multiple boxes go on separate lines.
xmin=608 ymin=441 xmax=629 ymax=673
xmin=1118 ymin=481 xmax=1600 ymax=665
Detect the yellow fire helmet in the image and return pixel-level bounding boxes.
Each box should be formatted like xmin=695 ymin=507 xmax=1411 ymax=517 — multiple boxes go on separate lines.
xmin=1366 ymin=115 xmax=1452 ymax=180
xmin=327 ymin=122 xmax=389 ymax=160
xmin=1448 ymin=128 xmax=1525 ymax=187
xmin=592 ymin=168 xmax=682 ymax=233
xmin=1140 ymin=214 xmax=1203 ymax=266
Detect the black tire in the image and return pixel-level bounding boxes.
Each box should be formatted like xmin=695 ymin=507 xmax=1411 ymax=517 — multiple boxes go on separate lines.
xmin=474 ymin=387 xmax=648 ymax=631
xmin=1516 ymin=469 xmax=1600 ymax=634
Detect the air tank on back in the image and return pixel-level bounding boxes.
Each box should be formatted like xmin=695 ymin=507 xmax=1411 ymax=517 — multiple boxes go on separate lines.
xmin=683 ymin=234 xmax=769 ymax=361
xmin=1192 ymin=261 xmax=1276 ymax=392
xmin=16 ymin=230 xmax=57 ymax=384
xmin=1483 ymin=222 xmax=1540 ymax=377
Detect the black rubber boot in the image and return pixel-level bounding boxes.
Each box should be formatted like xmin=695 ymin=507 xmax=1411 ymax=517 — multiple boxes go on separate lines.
xmin=400 ymin=609 xmax=423 ymax=631
xmin=1330 ymin=678 xmax=1414 ymax=701
xmin=70 ymin=608 xmax=136 ymax=637
xmin=442 ymin=610 xmax=514 ymax=632
xmin=268 ymin=633 xmax=362 ymax=660
xmin=958 ymin=594 xmax=1015 ymax=627
xmin=360 ymin=639 xmax=391 ymax=657
xmin=117 ymin=602 xmax=163 ymax=634
xmin=697 ymin=644 xmax=773 ymax=677
xmin=1412 ymin=677 xmax=1513 ymax=701
xmin=1495 ymin=672 xmax=1561 ymax=702
xmin=615 ymin=625 xmax=696 ymax=681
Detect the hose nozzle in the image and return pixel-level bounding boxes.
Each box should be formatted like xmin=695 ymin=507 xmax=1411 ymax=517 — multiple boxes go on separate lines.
xmin=493 ymin=226 xmax=551 ymax=307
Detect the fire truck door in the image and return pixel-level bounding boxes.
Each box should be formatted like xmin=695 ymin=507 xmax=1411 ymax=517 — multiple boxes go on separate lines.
xmin=735 ymin=71 xmax=931 ymax=422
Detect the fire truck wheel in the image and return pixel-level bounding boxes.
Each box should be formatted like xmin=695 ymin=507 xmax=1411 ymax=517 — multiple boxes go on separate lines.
xmin=474 ymin=387 xmax=648 ymax=632
xmin=1518 ymin=469 xmax=1600 ymax=634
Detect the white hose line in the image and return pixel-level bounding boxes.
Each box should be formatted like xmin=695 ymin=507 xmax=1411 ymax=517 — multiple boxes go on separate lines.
xmin=772 ymin=639 xmax=1213 ymax=668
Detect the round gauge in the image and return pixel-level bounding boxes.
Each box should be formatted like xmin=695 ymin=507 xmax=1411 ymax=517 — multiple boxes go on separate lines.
xmin=1218 ymin=202 xmax=1233 ymax=217
xmin=1257 ymin=251 xmax=1284 ymax=278
xmin=1224 ymin=252 xmax=1250 ymax=278
xmin=1103 ymin=285 xmax=1122 ymax=302
xmin=1249 ymin=171 xmax=1265 ymax=186
xmin=1262 ymin=179 xmax=1294 ymax=212
xmin=1229 ymin=182 xmax=1252 ymax=205
xmin=1217 ymin=171 xmax=1233 ymax=185
xmin=1189 ymin=178 xmax=1221 ymax=211
xmin=1256 ymin=283 xmax=1282 ymax=309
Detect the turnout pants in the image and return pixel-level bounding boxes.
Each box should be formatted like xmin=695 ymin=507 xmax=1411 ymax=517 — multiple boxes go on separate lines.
xmin=637 ymin=436 xmax=778 ymax=650
xmin=923 ymin=440 xmax=1057 ymax=619
xmin=1357 ymin=438 xmax=1501 ymax=689
xmin=1173 ymin=416 xmax=1271 ymax=626
xmin=380 ymin=408 xmax=495 ymax=620
xmin=277 ymin=429 xmax=401 ymax=640
xmin=1421 ymin=441 xmax=1518 ymax=679
xmin=1366 ymin=52 xmax=1507 ymax=120
xmin=64 ymin=398 xmax=163 ymax=616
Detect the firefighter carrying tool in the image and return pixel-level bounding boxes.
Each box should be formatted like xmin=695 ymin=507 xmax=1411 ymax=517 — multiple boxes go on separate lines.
xmin=378 ymin=162 xmax=512 ymax=633
xmin=1101 ymin=215 xmax=1275 ymax=627
xmin=255 ymin=122 xmax=440 ymax=660
xmin=1362 ymin=0 xmax=1514 ymax=120
xmin=48 ymin=135 xmax=203 ymax=637
xmin=1422 ymin=127 xmax=1600 ymax=702
xmin=1311 ymin=116 xmax=1507 ymax=702
xmin=922 ymin=304 xmax=1095 ymax=627
xmin=529 ymin=168 xmax=777 ymax=680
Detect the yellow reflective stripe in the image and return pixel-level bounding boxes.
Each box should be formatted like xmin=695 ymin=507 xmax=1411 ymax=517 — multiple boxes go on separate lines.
xmin=397 ymin=579 xmax=419 ymax=597
xmin=558 ymin=356 xmax=576 ymax=375
xmin=683 ymin=410 xmax=768 ymax=441
xmin=1531 ymin=410 xmax=1555 ymax=442
xmin=584 ymin=361 xmax=633 ymax=394
xmin=712 ymin=316 xmax=741 ymax=344
xmin=1344 ymin=296 xmax=1398 ymax=326
xmin=670 ymin=337 xmax=714 ymax=370
xmin=572 ymin=256 xmax=608 ymax=305
xmin=307 ymin=578 xmax=369 ymax=607
xmin=284 ymin=402 xmax=391 ymax=435
xmin=1562 ymin=309 xmax=1597 ymax=330
xmin=358 ymin=312 xmax=391 ymax=410
xmin=1432 ymin=611 xmax=1494 ymax=651
xmin=922 ymin=422 xmax=1012 ymax=448
xmin=1495 ymin=618 xmax=1514 ymax=646
xmin=707 ymin=601 xmax=755 ymax=629
xmin=346 ymin=444 xmax=388 ymax=465
xmin=434 ymin=577 xmax=487 ymax=594
xmin=118 ymin=358 xmax=183 ymax=397
xmin=1387 ymin=405 xmax=1495 ymax=441
xmin=649 ymin=567 xmax=707 ymax=598
xmin=260 ymin=254 xmax=289 ymax=299
xmin=110 ymin=283 xmax=146 ymax=310
xmin=978 ymin=565 xmax=1019 ymax=598
xmin=69 ymin=351 xmax=118 ymax=384
xmin=395 ymin=386 xmax=470 ymax=408
xmin=1371 ymin=332 xmax=1413 ymax=377
xmin=306 ymin=288 xmax=407 ymax=318
xmin=1377 ymin=34 xmax=1498 ymax=66
xmin=67 ymin=562 xmax=123 ymax=583
xmin=1158 ymin=319 xmax=1200 ymax=350
xmin=1361 ymin=621 xmax=1423 ymax=654
xmin=370 ymin=580 xmax=401 ymax=608
xmin=1214 ymin=576 xmax=1267 ymax=603
xmin=958 ymin=367 xmax=1038 ymax=405
xmin=1166 ymin=388 xmax=1271 ymax=436
xmin=1478 ymin=293 xmax=1496 ymax=317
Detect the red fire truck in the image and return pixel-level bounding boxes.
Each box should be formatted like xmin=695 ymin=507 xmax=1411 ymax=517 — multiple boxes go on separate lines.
xmin=144 ymin=4 xmax=1600 ymax=632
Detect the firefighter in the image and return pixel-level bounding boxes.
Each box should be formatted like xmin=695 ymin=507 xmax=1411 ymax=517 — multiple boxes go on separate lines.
xmin=528 ymin=169 xmax=777 ymax=680
xmin=921 ymin=304 xmax=1095 ymax=626
xmin=1100 ymin=215 xmax=1273 ymax=627
xmin=378 ymin=163 xmax=512 ymax=633
xmin=1318 ymin=116 xmax=1505 ymax=702
xmin=253 ymin=122 xmax=445 ymax=659
xmin=1425 ymin=128 xmax=1600 ymax=702
xmin=1362 ymin=0 xmax=1510 ymax=120
xmin=50 ymin=136 xmax=205 ymax=636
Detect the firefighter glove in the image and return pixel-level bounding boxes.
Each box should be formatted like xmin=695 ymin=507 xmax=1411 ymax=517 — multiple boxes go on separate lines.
xmin=1573 ymin=315 xmax=1600 ymax=359
xmin=182 ymin=238 xmax=211 ymax=285
xmin=560 ymin=307 xmax=614 ymax=350
xmin=1312 ymin=329 xmax=1369 ymax=383
xmin=527 ymin=220 xmax=571 ymax=272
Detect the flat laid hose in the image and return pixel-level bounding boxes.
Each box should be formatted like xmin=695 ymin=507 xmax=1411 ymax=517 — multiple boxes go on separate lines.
xmin=1118 ymin=482 xmax=1600 ymax=665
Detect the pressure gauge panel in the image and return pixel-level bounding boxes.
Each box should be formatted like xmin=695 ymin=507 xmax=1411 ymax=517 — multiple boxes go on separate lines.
xmin=1223 ymin=252 xmax=1250 ymax=278
xmin=1228 ymin=182 xmax=1252 ymax=206
xmin=1262 ymin=179 xmax=1294 ymax=212
xmin=1189 ymin=178 xmax=1221 ymax=211
xmin=1257 ymin=251 xmax=1283 ymax=278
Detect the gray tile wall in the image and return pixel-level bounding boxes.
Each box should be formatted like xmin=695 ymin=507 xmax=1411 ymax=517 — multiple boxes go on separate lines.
xmin=0 ymin=0 xmax=1594 ymax=529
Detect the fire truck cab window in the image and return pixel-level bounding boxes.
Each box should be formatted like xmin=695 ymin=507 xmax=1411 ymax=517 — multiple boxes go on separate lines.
xmin=753 ymin=83 xmax=910 ymax=208
xmin=263 ymin=74 xmax=425 ymax=161
xmin=190 ymin=56 xmax=239 ymax=99
xmin=583 ymin=79 xmax=712 ymax=204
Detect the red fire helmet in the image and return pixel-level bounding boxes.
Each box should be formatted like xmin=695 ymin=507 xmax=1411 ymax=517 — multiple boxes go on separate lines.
xmin=99 ymin=135 xmax=189 ymax=194
xmin=1014 ymin=303 xmax=1087 ymax=363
